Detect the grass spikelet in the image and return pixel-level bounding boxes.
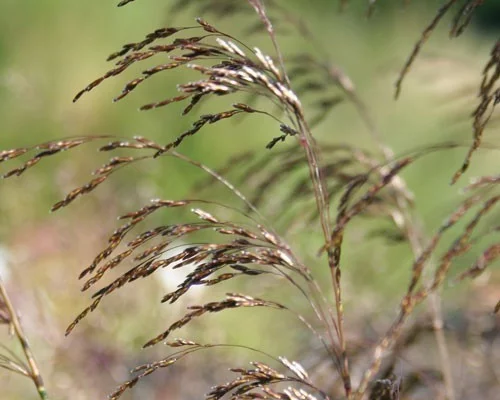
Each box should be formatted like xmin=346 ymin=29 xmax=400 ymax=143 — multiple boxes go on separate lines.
xmin=1 ymin=136 xmax=108 ymax=178
xmin=395 ymin=0 xmax=459 ymax=99
xmin=455 ymin=243 xmax=500 ymax=281
xmin=207 ymin=357 xmax=323 ymax=400
xmin=450 ymin=0 xmax=485 ymax=37
xmin=117 ymin=0 xmax=136 ymax=7
xmin=144 ymin=293 xmax=286 ymax=348
xmin=108 ymin=350 xmax=192 ymax=400
xmin=452 ymin=40 xmax=500 ymax=183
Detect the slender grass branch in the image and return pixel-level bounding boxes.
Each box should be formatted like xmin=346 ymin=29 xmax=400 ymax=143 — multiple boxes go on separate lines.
xmin=0 ymin=277 xmax=48 ymax=400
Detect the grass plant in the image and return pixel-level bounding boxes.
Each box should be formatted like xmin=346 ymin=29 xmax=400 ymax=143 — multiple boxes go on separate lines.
xmin=1 ymin=1 xmax=499 ymax=399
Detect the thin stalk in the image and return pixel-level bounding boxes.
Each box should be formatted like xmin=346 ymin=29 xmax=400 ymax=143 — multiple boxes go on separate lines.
xmin=0 ymin=277 xmax=48 ymax=400
xmin=354 ymin=188 xmax=456 ymax=399
xmin=429 ymin=291 xmax=455 ymax=400
xmin=246 ymin=2 xmax=350 ymax=393
xmin=397 ymin=198 xmax=455 ymax=400
xmin=297 ymin=114 xmax=351 ymax=397
xmin=248 ymin=0 xmax=291 ymax=88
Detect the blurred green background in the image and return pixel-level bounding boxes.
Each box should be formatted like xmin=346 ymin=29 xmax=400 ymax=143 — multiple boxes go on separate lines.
xmin=0 ymin=1 xmax=499 ymax=399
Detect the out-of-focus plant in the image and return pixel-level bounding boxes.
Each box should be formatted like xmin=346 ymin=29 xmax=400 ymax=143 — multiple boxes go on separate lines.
xmin=0 ymin=279 xmax=47 ymax=399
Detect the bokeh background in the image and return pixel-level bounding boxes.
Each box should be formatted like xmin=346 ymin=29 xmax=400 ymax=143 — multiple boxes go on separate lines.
xmin=1 ymin=1 xmax=499 ymax=399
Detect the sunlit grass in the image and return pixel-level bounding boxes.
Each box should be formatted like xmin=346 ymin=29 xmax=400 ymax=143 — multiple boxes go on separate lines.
xmin=0 ymin=1 xmax=499 ymax=399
